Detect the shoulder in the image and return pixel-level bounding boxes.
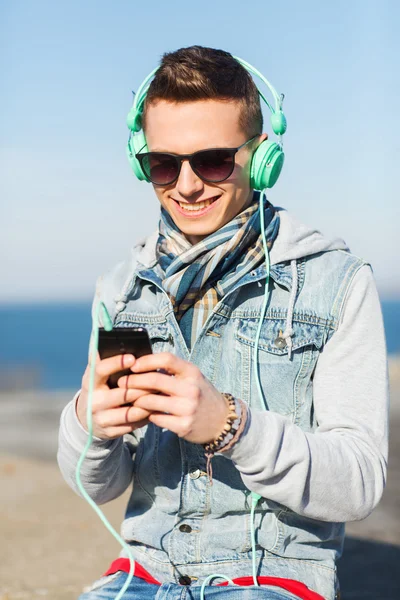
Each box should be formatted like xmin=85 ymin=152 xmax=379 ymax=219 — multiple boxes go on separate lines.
xmin=273 ymin=206 xmax=370 ymax=287
xmin=306 ymin=247 xmax=369 ymax=277
xmin=303 ymin=251 xmax=376 ymax=333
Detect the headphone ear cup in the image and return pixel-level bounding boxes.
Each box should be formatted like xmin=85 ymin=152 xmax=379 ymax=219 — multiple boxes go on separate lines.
xmin=126 ymin=107 xmax=143 ymax=133
xmin=250 ymin=140 xmax=285 ymax=190
xmin=126 ymin=131 xmax=149 ymax=181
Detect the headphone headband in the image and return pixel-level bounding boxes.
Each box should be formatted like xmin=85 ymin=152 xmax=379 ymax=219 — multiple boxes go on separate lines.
xmin=127 ymin=57 xmax=287 ymax=136
xmin=233 ymin=57 xmax=281 ymax=113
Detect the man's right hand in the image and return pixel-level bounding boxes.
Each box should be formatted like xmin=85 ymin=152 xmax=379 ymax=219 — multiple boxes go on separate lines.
xmin=76 ymin=354 xmax=151 ymax=440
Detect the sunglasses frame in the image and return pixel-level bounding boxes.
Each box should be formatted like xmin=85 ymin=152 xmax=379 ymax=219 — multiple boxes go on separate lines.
xmin=135 ymin=136 xmax=258 ymax=185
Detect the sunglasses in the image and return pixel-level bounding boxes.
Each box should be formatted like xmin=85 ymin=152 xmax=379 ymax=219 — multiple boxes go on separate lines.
xmin=136 ymin=136 xmax=258 ymax=186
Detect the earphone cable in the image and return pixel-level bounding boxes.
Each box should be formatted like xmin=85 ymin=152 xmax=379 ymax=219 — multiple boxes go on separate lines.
xmin=252 ymin=190 xmax=271 ymax=411
xmin=75 ymin=300 xmax=135 ymax=600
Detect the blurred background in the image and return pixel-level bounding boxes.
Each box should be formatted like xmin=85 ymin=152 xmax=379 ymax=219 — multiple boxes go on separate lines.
xmin=1 ymin=0 xmax=399 ymax=390
xmin=1 ymin=1 xmax=399 ymax=599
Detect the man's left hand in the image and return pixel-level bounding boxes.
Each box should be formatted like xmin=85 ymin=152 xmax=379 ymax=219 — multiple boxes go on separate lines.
xmin=117 ymin=353 xmax=230 ymax=444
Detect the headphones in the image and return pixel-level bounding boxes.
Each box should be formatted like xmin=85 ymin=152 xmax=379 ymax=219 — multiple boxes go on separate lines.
xmin=126 ymin=56 xmax=287 ymax=190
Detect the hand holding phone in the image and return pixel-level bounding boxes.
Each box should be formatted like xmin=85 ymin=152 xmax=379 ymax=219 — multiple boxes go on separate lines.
xmin=76 ymin=327 xmax=154 ymax=439
xmin=98 ymin=327 xmax=153 ymax=388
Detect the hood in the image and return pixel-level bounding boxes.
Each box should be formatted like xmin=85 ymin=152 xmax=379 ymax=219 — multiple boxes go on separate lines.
xmin=269 ymin=207 xmax=349 ymax=266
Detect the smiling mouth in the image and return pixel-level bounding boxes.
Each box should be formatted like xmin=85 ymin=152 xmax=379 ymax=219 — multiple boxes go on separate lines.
xmin=174 ymin=196 xmax=220 ymax=211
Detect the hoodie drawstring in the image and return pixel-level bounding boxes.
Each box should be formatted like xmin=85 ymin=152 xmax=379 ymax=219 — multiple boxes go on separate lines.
xmin=114 ymin=271 xmax=138 ymax=317
xmin=281 ymin=259 xmax=298 ymax=360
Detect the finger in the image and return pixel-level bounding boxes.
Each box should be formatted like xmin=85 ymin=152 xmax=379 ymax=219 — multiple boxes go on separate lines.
xmin=128 ymin=417 xmax=151 ymax=430
xmin=147 ymin=412 xmax=188 ymax=437
xmin=93 ymin=354 xmax=136 ymax=387
xmin=96 ymin=422 xmax=148 ymax=439
xmin=99 ymin=425 xmax=136 ymax=439
xmin=96 ymin=404 xmax=152 ymax=429
xmin=133 ymin=393 xmax=192 ymax=417
xmin=131 ymin=352 xmax=198 ymax=377
xmin=95 ymin=387 xmax=152 ymax=411
xmin=117 ymin=371 xmax=189 ymax=397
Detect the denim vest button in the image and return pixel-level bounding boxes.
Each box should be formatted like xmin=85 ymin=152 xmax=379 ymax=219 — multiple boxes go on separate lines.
xmin=189 ymin=469 xmax=202 ymax=479
xmin=179 ymin=524 xmax=192 ymax=533
xmin=275 ymin=335 xmax=287 ymax=349
xmin=179 ymin=575 xmax=192 ymax=585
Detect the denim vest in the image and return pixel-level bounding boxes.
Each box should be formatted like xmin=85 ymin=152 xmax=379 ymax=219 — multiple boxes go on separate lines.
xmin=96 ymin=234 xmax=367 ymax=600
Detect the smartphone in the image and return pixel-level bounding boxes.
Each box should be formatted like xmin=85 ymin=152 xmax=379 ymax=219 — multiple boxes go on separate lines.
xmin=98 ymin=327 xmax=153 ymax=388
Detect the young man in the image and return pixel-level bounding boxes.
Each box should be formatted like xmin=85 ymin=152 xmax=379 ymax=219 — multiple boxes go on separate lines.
xmin=58 ymin=46 xmax=389 ymax=600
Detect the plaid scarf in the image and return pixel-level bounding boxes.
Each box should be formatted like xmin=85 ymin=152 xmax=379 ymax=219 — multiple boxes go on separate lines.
xmin=156 ymin=192 xmax=280 ymax=349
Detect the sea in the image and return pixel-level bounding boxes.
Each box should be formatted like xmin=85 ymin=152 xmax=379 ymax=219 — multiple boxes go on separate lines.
xmin=0 ymin=301 xmax=399 ymax=391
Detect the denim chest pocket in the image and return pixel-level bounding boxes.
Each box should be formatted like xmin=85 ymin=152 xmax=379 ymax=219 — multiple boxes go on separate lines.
xmin=113 ymin=316 xmax=173 ymax=354
xmin=234 ymin=316 xmax=325 ymax=417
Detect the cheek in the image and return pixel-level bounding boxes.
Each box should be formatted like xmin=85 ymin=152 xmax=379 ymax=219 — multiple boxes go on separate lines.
xmin=227 ymin=155 xmax=252 ymax=191
xmin=239 ymin=155 xmax=253 ymax=183
xmin=220 ymin=185 xmax=252 ymax=220
xmin=152 ymin=186 xmax=170 ymax=207
xmin=227 ymin=165 xmax=251 ymax=197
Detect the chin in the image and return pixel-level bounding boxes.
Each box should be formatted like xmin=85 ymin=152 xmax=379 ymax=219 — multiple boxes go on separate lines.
xmin=183 ymin=225 xmax=218 ymax=240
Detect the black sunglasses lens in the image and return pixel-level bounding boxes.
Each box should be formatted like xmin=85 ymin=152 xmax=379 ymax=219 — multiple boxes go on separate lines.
xmin=142 ymin=153 xmax=179 ymax=184
xmin=192 ymin=149 xmax=235 ymax=182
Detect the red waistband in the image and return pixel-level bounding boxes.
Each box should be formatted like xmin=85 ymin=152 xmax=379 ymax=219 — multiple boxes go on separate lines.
xmin=104 ymin=558 xmax=325 ymax=600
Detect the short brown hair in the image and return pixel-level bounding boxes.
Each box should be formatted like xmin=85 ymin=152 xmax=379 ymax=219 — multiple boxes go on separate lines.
xmin=142 ymin=45 xmax=263 ymax=137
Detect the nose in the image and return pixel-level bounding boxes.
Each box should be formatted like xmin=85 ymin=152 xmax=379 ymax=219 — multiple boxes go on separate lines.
xmin=175 ymin=159 xmax=204 ymax=198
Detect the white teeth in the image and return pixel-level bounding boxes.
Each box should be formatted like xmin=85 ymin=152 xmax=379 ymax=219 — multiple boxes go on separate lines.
xmin=178 ymin=197 xmax=217 ymax=211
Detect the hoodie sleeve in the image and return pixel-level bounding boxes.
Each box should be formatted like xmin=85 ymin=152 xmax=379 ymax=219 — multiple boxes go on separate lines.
xmin=222 ymin=264 xmax=389 ymax=522
xmin=57 ymin=272 xmax=141 ymax=505
xmin=57 ymin=391 xmax=139 ymax=505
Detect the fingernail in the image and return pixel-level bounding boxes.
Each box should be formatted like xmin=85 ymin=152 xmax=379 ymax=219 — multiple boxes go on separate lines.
xmin=124 ymin=354 xmax=135 ymax=365
xmin=130 ymin=358 xmax=140 ymax=371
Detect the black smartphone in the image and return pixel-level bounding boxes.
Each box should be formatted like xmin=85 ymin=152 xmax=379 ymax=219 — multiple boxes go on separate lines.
xmin=98 ymin=327 xmax=153 ymax=388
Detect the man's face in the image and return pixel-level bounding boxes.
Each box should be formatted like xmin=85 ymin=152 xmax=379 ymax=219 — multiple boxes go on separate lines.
xmin=144 ymin=99 xmax=265 ymax=245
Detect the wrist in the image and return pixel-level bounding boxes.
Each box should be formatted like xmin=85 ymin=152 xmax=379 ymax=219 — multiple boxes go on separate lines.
xmin=203 ymin=394 xmax=247 ymax=483
xmin=210 ymin=392 xmax=231 ymax=444
xmin=75 ymin=392 xmax=88 ymax=431
xmin=204 ymin=393 xmax=239 ymax=452
xmin=63 ymin=393 xmax=112 ymax=448
xmin=217 ymin=398 xmax=248 ymax=454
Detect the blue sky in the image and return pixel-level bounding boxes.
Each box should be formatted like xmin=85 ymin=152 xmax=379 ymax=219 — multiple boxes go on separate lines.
xmin=1 ymin=0 xmax=399 ymax=302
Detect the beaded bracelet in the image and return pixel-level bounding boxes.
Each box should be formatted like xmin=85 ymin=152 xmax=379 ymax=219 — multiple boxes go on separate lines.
xmin=203 ymin=393 xmax=248 ymax=484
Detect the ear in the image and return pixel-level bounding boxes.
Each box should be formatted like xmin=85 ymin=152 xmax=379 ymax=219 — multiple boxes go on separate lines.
xmin=257 ymin=133 xmax=269 ymax=145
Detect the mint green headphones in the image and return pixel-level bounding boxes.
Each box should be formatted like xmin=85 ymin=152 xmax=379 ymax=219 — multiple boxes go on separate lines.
xmin=126 ymin=56 xmax=287 ymax=190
